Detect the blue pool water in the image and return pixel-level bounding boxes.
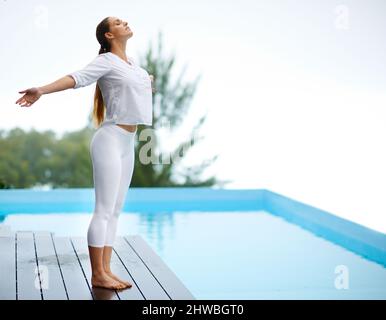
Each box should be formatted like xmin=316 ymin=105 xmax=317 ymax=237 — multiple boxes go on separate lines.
xmin=1 ymin=188 xmax=385 ymax=299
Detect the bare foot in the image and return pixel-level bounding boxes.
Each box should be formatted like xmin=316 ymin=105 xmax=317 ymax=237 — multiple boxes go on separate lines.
xmin=105 ymin=271 xmax=132 ymax=288
xmin=91 ymin=272 xmax=126 ymax=290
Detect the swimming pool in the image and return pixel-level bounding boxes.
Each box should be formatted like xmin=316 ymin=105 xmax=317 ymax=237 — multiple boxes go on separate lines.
xmin=1 ymin=188 xmax=385 ymax=299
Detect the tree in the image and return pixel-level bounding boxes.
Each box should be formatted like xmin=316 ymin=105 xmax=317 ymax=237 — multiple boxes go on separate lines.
xmin=100 ymin=30 xmax=230 ymax=187
xmin=0 ymin=127 xmax=94 ymax=189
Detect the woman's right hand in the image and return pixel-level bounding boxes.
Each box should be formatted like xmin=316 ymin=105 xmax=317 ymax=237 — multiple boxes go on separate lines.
xmin=15 ymin=87 xmax=43 ymax=107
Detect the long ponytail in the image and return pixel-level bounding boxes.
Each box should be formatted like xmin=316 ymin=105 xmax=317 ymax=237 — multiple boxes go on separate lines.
xmin=93 ymin=17 xmax=111 ymax=128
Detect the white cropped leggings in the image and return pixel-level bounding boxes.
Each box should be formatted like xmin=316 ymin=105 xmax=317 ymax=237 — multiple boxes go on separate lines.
xmin=88 ymin=122 xmax=136 ymax=248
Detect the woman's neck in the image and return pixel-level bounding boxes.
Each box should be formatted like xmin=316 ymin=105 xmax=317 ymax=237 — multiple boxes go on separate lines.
xmin=110 ymin=43 xmax=128 ymax=62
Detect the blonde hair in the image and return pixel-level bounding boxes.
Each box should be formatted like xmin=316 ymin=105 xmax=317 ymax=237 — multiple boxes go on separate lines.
xmin=93 ymin=17 xmax=111 ymax=128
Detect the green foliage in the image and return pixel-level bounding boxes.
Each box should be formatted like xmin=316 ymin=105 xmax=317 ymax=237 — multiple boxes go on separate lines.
xmin=128 ymin=30 xmax=229 ymax=187
xmin=0 ymin=127 xmax=94 ymax=188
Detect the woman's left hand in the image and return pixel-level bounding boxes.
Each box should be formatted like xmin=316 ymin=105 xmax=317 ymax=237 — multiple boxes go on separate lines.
xmin=149 ymin=75 xmax=156 ymax=93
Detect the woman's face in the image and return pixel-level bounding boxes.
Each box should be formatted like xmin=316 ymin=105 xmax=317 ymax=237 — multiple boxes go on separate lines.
xmin=106 ymin=16 xmax=133 ymax=41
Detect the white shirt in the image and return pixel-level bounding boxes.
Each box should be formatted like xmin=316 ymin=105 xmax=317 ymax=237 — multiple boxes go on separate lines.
xmin=68 ymin=52 xmax=153 ymax=126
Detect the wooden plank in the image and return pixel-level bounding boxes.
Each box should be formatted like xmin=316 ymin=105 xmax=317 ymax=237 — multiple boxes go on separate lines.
xmin=70 ymin=237 xmax=119 ymax=300
xmin=53 ymin=237 xmax=93 ymax=300
xmin=16 ymin=232 xmax=42 ymax=300
xmin=34 ymin=232 xmax=68 ymax=300
xmin=114 ymin=236 xmax=170 ymax=300
xmin=0 ymin=233 xmax=16 ymax=300
xmin=126 ymin=235 xmax=195 ymax=300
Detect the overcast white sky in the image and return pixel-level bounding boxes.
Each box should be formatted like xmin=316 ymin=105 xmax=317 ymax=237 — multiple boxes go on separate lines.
xmin=1 ymin=0 xmax=386 ymax=232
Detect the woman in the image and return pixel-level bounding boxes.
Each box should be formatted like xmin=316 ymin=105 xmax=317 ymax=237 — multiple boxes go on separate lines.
xmin=15 ymin=16 xmax=155 ymax=290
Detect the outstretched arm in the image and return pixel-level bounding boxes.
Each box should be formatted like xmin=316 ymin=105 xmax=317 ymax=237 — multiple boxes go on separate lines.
xmin=15 ymin=76 xmax=75 ymax=107
xmin=16 ymin=53 xmax=111 ymax=107
xmin=39 ymin=75 xmax=76 ymax=94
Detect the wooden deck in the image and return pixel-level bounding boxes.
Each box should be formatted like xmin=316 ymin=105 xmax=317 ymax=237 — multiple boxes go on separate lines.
xmin=0 ymin=231 xmax=195 ymax=300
